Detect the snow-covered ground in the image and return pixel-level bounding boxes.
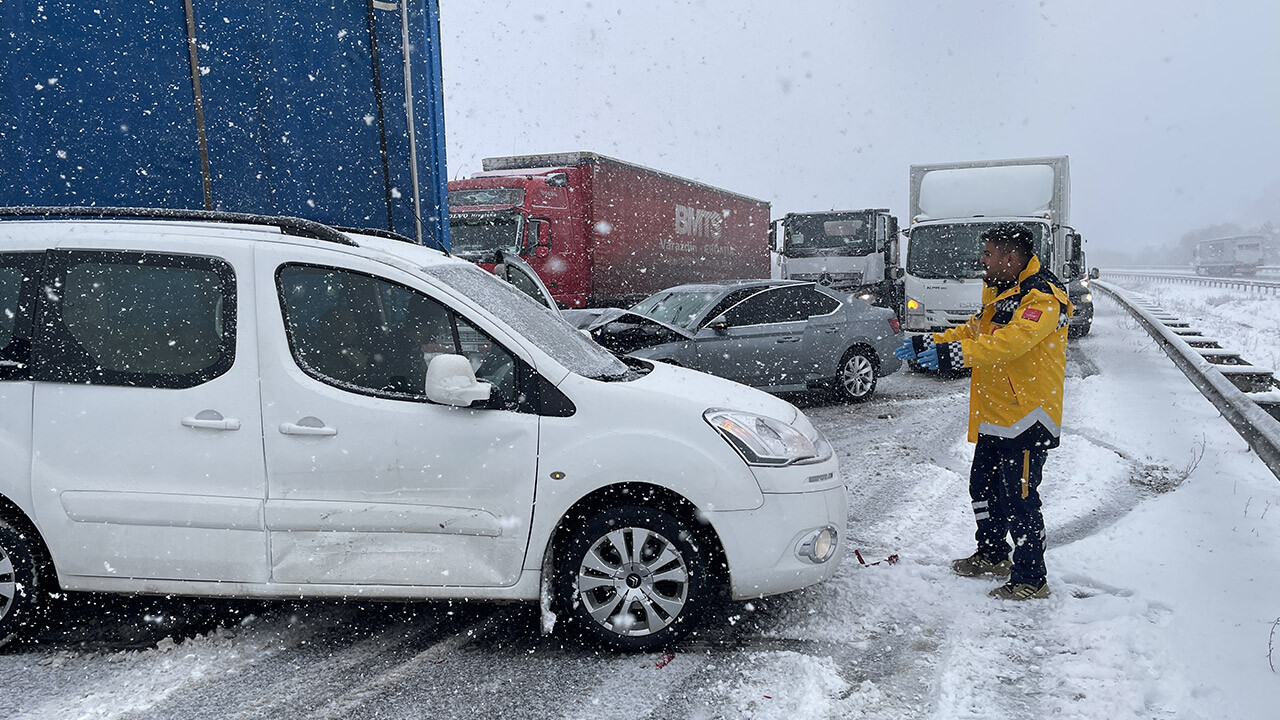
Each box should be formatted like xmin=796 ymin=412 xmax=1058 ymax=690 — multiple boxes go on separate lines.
xmin=1104 ymin=275 xmax=1280 ymax=373
xmin=1 ymin=293 xmax=1278 ymax=719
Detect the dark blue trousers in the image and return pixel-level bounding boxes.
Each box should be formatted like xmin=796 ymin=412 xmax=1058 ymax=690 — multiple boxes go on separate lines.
xmin=969 ymin=436 xmax=1048 ymax=586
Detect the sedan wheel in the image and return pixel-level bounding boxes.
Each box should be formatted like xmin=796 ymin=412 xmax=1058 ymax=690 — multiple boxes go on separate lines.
xmin=834 ymin=348 xmax=878 ymax=402
xmin=0 ymin=515 xmax=49 ymax=649
xmin=557 ymin=506 xmax=705 ymax=651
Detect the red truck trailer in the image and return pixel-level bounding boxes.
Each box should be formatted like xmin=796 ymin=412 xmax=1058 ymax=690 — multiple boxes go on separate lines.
xmin=446 ymin=152 xmax=771 ymax=308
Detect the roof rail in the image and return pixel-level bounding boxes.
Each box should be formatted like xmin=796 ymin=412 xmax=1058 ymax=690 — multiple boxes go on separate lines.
xmin=0 ymin=206 xmax=358 ymax=247
xmin=331 ymin=225 xmax=417 ymax=245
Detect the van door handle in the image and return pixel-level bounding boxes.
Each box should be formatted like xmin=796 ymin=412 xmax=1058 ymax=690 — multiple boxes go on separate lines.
xmin=181 ymin=415 xmax=242 ymax=431
xmin=280 ymin=420 xmax=338 ymax=437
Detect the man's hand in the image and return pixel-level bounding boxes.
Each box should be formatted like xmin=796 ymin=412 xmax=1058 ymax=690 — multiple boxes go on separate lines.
xmin=893 ymin=338 xmax=918 ymax=361
xmin=917 ymin=346 xmax=940 ymax=370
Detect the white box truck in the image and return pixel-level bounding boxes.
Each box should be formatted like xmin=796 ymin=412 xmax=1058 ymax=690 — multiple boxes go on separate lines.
xmin=900 ymin=156 xmax=1086 ymax=335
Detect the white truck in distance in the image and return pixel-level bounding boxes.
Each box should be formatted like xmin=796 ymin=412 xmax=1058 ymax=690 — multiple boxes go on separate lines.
xmin=770 ymin=208 xmax=900 ymax=308
xmin=901 ymin=156 xmax=1083 ymax=335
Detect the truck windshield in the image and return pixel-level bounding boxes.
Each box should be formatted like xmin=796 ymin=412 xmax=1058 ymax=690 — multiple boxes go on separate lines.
xmin=784 ymin=213 xmax=875 ymax=257
xmin=448 ymin=212 xmax=524 ymax=259
xmin=907 ymin=222 xmax=1047 ymax=279
xmin=425 ymin=264 xmax=628 ymax=380
xmin=630 ymin=289 xmax=720 ymax=329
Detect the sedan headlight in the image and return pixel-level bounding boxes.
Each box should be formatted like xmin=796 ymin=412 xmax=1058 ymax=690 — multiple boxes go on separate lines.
xmin=703 ymin=409 xmax=821 ymax=466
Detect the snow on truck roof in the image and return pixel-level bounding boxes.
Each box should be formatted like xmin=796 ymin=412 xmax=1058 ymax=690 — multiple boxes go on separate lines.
xmin=916 ymin=164 xmax=1057 ymax=221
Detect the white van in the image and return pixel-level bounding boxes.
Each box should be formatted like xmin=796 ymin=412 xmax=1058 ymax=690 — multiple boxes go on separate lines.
xmin=0 ymin=208 xmax=845 ymax=651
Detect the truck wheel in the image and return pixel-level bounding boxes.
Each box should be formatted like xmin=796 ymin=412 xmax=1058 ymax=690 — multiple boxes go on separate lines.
xmin=1068 ymin=322 xmax=1092 ymax=339
xmin=556 ymin=506 xmax=705 ymax=651
xmin=0 ymin=515 xmax=50 ymax=649
xmin=833 ymin=347 xmax=878 ymax=402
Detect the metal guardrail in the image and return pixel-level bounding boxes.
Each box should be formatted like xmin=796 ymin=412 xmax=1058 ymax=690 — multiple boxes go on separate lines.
xmin=1093 ymin=280 xmax=1280 ymax=481
xmin=1101 ymin=269 xmax=1280 ymax=295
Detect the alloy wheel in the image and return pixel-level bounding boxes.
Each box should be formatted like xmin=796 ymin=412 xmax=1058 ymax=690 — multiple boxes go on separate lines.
xmin=839 ymin=352 xmax=876 ymax=400
xmin=575 ymin=526 xmax=690 ymax=637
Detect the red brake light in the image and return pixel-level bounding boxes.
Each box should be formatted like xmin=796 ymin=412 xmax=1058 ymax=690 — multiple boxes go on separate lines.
xmin=888 ymin=317 xmax=901 ymax=334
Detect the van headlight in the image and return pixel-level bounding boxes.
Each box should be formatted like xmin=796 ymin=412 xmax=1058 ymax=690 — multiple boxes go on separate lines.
xmin=703 ymin=409 xmax=822 ymax=466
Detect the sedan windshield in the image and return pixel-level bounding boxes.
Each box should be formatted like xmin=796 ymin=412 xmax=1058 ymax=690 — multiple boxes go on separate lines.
xmin=448 ymin=212 xmax=524 ymax=259
xmin=425 ymin=263 xmax=627 ymax=380
xmin=907 ymin=221 xmax=1047 ymax=279
xmin=629 ymin=289 xmax=720 ymax=329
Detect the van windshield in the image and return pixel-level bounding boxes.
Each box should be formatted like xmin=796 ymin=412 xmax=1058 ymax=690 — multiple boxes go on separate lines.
xmin=425 ymin=264 xmax=628 ymax=380
xmin=907 ymin=221 xmax=1047 ymax=279
xmin=448 ymin=211 xmax=524 ymax=260
xmin=784 ymin=212 xmax=875 ymax=257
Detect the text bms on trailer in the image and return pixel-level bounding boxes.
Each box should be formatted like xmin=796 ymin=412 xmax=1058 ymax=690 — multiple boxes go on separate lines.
xmin=446 ymin=152 xmax=771 ymax=308
xmin=901 ymin=156 xmax=1085 ymax=334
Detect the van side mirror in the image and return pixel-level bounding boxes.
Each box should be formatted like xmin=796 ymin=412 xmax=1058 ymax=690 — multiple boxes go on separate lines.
xmin=424 ymin=354 xmax=492 ymax=407
xmin=1089 ymin=267 xmax=1100 ymax=280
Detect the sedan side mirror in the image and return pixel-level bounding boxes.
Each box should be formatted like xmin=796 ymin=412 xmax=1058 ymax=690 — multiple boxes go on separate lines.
xmin=707 ymin=314 xmax=730 ymax=334
xmin=424 ymin=354 xmax=492 ymax=407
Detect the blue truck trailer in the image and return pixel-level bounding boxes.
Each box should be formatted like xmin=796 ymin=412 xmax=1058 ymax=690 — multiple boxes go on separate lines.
xmin=0 ymin=0 xmax=450 ymax=248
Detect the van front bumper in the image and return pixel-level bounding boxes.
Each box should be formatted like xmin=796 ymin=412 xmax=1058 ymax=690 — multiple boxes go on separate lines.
xmin=707 ymin=484 xmax=848 ymax=599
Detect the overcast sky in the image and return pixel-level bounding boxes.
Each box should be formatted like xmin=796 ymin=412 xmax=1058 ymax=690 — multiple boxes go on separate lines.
xmin=439 ymin=1 xmax=1280 ymax=251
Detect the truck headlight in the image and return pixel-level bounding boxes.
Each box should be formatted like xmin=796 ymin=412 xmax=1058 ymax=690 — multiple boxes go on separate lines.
xmin=704 ymin=409 xmax=821 ymax=466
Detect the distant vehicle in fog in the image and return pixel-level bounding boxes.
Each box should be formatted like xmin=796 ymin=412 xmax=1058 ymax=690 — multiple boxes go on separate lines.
xmin=1193 ymin=235 xmax=1265 ymax=276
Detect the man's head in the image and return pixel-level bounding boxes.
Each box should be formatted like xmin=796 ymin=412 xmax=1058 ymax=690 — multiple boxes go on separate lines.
xmin=979 ymin=223 xmax=1035 ymax=288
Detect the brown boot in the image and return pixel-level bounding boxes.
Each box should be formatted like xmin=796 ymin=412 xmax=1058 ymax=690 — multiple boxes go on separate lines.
xmin=988 ymin=581 xmax=1051 ymax=600
xmin=951 ymin=552 xmax=1012 ymax=578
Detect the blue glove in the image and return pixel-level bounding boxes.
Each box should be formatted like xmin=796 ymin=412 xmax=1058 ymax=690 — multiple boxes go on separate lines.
xmin=917 ymin=346 xmax=940 ymax=370
xmin=893 ymin=338 xmax=918 ymax=361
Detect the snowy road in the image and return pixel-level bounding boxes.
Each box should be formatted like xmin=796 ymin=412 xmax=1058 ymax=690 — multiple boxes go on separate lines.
xmin=2 ymin=294 xmax=1278 ymax=719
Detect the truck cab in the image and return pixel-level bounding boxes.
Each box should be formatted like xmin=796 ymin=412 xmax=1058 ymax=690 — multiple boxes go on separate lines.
xmin=901 ymin=217 xmax=1055 ymax=332
xmin=447 ymin=169 xmax=585 ymax=308
xmin=772 ymin=209 xmax=899 ymax=308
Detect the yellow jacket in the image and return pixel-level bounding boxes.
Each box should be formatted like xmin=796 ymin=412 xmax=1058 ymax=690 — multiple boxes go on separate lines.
xmin=928 ymin=257 xmax=1073 ymax=448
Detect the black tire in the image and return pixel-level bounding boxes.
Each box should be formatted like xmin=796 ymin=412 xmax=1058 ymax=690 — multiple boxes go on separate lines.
xmin=0 ymin=514 xmax=50 ymax=649
xmin=556 ymin=506 xmax=705 ymax=651
xmin=832 ymin=347 xmax=878 ymax=402
xmin=1068 ymin=322 xmax=1092 ymax=339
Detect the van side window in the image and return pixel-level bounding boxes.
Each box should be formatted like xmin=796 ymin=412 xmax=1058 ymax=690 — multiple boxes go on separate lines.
xmin=35 ymin=251 xmax=236 ymax=389
xmin=0 ymin=252 xmax=40 ymax=382
xmin=277 ymin=264 xmax=518 ymax=407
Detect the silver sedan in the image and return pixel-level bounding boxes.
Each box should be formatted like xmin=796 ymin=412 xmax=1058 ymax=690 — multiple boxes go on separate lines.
xmin=589 ymin=280 xmax=903 ymax=402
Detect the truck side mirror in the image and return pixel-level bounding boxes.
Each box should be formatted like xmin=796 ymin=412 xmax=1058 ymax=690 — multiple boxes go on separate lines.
xmin=534 ymin=245 xmax=550 ymax=259
xmin=892 ymin=267 xmax=904 ymax=280
xmin=1089 ymin=268 xmax=1100 ymax=280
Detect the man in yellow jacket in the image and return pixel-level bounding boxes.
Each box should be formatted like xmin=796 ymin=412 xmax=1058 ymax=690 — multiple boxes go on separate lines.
xmin=895 ymin=222 xmax=1073 ymax=600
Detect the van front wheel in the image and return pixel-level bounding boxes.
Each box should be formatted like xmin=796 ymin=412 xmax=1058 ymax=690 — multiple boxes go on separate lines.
xmin=556 ymin=506 xmax=705 ymax=651
xmin=0 ymin=515 xmax=49 ymax=649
